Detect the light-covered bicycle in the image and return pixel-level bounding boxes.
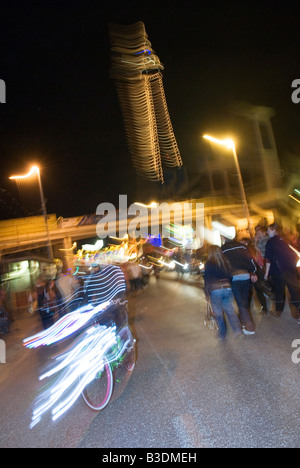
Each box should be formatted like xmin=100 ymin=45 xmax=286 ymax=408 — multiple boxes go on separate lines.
xmin=23 ymin=266 xmax=136 ymax=427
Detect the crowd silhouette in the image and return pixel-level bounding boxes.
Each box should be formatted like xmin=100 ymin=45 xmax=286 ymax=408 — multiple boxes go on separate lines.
xmin=204 ymin=222 xmax=300 ymax=340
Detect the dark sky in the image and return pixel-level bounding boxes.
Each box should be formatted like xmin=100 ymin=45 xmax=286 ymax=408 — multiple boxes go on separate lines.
xmin=0 ymin=0 xmax=300 ymax=219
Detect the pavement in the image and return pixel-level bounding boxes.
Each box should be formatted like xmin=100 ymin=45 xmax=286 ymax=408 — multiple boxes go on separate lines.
xmin=1 ymin=271 xmax=300 ymax=448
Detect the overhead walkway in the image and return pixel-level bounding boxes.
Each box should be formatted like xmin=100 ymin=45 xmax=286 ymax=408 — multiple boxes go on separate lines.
xmin=0 ymin=197 xmax=274 ymax=256
xmin=0 ymin=214 xmax=99 ymax=256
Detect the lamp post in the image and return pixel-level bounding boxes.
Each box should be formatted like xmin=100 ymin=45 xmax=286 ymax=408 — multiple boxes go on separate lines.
xmin=9 ymin=165 xmax=54 ymax=260
xmin=203 ymin=134 xmax=253 ymax=237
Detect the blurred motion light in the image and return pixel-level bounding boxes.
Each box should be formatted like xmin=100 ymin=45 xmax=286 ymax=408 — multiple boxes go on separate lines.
xmin=9 ymin=165 xmax=40 ymax=180
xmin=134 ymin=201 xmax=157 ymax=208
xmin=82 ymin=240 xmax=104 ymax=251
xmin=211 ymin=221 xmax=236 ymax=240
xmin=203 ymin=134 xmax=235 ymax=151
xmin=203 ymin=133 xmax=252 ymax=237
xmin=9 ymin=165 xmax=53 ymax=259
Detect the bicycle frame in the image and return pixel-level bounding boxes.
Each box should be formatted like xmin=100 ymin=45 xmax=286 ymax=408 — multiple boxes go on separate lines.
xmin=23 ymin=266 xmax=136 ymax=428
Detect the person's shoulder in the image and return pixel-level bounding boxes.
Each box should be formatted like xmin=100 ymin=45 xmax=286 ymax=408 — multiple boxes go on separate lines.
xmin=204 ymin=261 xmax=214 ymax=275
xmin=222 ymin=240 xmax=244 ymax=250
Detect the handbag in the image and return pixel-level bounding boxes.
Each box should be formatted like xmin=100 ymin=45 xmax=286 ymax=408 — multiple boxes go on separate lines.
xmin=261 ymin=279 xmax=275 ymax=300
xmin=204 ymin=300 xmax=218 ymax=331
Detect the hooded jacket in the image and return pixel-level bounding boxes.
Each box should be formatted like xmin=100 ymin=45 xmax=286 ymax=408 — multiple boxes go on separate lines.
xmin=221 ymin=240 xmax=257 ymax=276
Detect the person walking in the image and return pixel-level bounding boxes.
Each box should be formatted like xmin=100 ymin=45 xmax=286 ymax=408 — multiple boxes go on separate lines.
xmin=264 ymin=223 xmax=300 ymax=321
xmin=55 ymin=268 xmax=79 ymax=314
xmin=221 ymin=238 xmax=258 ymax=335
xmin=45 ymin=279 xmax=62 ymax=320
xmin=140 ymin=256 xmax=152 ymax=287
xmin=240 ymin=237 xmax=268 ymax=314
xmin=35 ymin=275 xmax=53 ymax=329
xmin=204 ymin=245 xmax=243 ymax=341
xmin=174 ymin=249 xmax=185 ymax=279
xmin=254 ymin=225 xmax=269 ymax=258
xmin=127 ymin=261 xmax=142 ymax=292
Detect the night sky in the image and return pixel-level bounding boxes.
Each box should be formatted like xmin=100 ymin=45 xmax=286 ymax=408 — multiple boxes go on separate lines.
xmin=0 ymin=0 xmax=299 ymax=219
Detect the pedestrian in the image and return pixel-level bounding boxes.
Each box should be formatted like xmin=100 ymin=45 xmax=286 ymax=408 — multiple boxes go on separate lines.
xmin=45 ymin=279 xmax=62 ymax=320
xmin=174 ymin=249 xmax=186 ymax=279
xmin=140 ymin=257 xmax=152 ymax=287
xmin=55 ymin=268 xmax=78 ymax=314
xmin=204 ymin=245 xmax=243 ymax=341
xmin=127 ymin=261 xmax=142 ymax=292
xmin=153 ymin=264 xmax=161 ymax=281
xmin=35 ymin=275 xmax=53 ymax=329
xmin=120 ymin=263 xmax=131 ymax=292
xmin=221 ymin=237 xmax=258 ymax=335
xmin=264 ymin=223 xmax=300 ymax=321
xmin=254 ymin=225 xmax=269 ymax=258
xmin=240 ymin=237 xmax=268 ymax=314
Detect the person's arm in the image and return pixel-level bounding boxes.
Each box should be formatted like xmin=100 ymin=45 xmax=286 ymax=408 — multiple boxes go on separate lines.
xmin=250 ymin=272 xmax=258 ymax=283
xmin=204 ymin=263 xmax=211 ymax=300
xmin=264 ymin=241 xmax=272 ymax=281
xmin=264 ymin=261 xmax=271 ymax=281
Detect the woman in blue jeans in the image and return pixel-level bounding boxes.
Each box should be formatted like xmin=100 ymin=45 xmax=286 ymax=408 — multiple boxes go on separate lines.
xmin=204 ymin=245 xmax=243 ymax=340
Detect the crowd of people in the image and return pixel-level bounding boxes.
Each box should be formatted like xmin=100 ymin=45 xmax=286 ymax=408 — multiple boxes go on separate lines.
xmin=120 ymin=257 xmax=156 ymax=294
xmin=31 ymin=268 xmax=81 ymax=329
xmin=32 ymin=260 xmax=155 ymax=329
xmin=30 ymin=221 xmax=300 ymax=338
xmin=204 ymin=222 xmax=300 ymax=340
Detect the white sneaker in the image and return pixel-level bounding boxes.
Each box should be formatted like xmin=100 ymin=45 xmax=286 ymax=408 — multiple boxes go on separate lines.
xmin=242 ymin=327 xmax=256 ymax=336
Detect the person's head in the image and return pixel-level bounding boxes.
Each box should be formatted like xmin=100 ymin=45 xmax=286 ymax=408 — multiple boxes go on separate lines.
xmin=207 ymin=244 xmax=231 ymax=271
xmin=240 ymin=237 xmax=251 ymax=246
xmin=255 ymin=225 xmax=267 ymax=239
xmin=267 ymin=222 xmax=281 ymax=238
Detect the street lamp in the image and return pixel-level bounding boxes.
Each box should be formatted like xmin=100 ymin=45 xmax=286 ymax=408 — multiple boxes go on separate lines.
xmin=9 ymin=165 xmax=54 ymax=260
xmin=203 ymin=134 xmax=253 ymax=237
xmin=134 ymin=201 xmax=157 ymax=208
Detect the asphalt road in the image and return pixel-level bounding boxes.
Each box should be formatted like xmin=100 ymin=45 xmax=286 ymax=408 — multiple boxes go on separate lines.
xmin=1 ymin=271 xmax=300 ymax=448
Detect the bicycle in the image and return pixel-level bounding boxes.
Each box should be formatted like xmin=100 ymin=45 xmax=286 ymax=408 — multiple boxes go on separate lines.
xmin=81 ymin=300 xmax=136 ymax=412
xmin=23 ymin=266 xmax=136 ymax=427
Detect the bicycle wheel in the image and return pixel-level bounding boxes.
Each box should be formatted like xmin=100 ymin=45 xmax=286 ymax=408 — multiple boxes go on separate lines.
xmin=82 ymin=358 xmax=113 ymax=411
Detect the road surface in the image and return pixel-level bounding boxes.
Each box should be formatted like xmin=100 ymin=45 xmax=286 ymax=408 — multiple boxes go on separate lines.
xmin=0 ymin=271 xmax=300 ymax=448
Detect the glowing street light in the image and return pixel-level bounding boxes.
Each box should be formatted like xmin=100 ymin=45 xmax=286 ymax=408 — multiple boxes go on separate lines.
xmin=133 ymin=201 xmax=157 ymax=208
xmin=9 ymin=165 xmax=53 ymax=260
xmin=203 ymin=134 xmax=253 ymax=237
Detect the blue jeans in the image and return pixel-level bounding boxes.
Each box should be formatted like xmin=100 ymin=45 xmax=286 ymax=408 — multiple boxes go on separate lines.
xmin=209 ymin=288 xmax=242 ymax=338
xmin=231 ymin=279 xmax=255 ymax=332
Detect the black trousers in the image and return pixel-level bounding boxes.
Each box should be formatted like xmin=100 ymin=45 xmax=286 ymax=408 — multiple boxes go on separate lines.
xmin=270 ymin=269 xmax=300 ymax=314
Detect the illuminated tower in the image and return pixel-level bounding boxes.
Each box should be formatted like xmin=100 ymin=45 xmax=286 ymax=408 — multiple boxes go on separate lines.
xmin=108 ymin=22 xmax=183 ymax=184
